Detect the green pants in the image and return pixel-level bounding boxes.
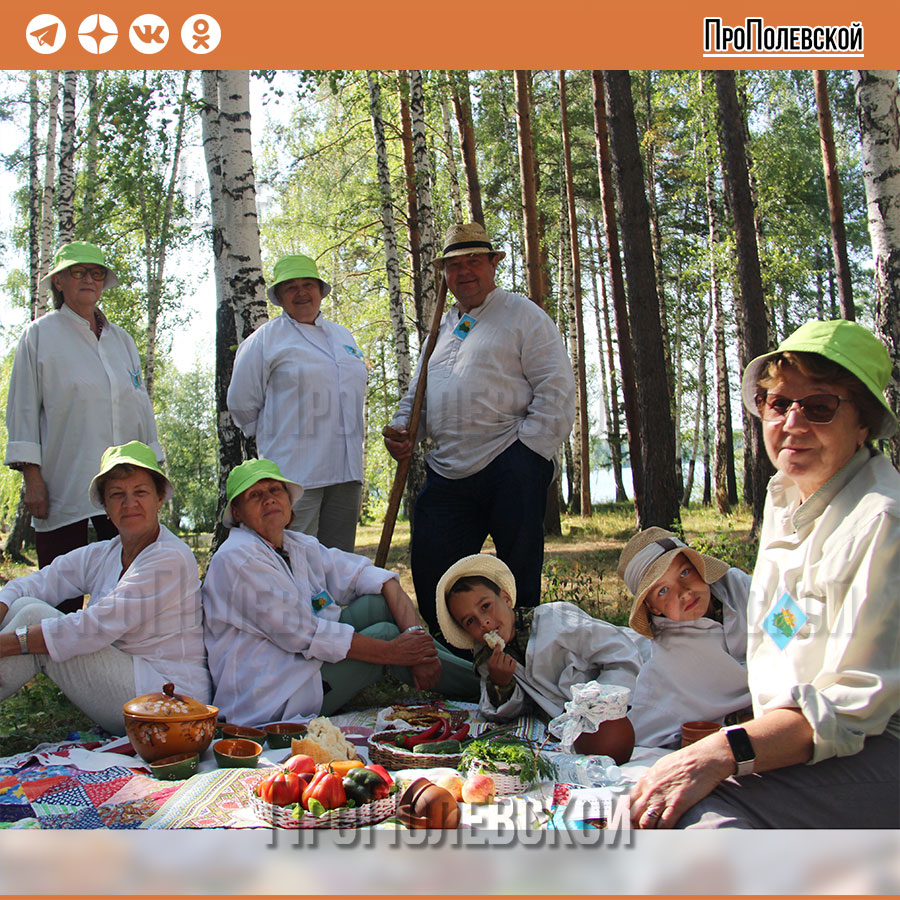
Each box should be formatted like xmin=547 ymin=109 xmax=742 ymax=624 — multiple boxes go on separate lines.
xmin=319 ymin=594 xmax=479 ymax=715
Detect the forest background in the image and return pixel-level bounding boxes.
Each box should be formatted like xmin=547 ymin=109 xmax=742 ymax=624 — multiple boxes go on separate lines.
xmin=0 ymin=68 xmax=897 ymax=576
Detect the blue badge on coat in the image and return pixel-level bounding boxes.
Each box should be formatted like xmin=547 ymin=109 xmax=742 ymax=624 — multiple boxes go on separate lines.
xmin=763 ymin=593 xmax=808 ymax=650
xmin=452 ymin=314 xmax=477 ymax=340
xmin=311 ymin=590 xmax=334 ymax=613
xmin=344 ymin=344 xmax=365 ymax=360
xmin=129 ymin=368 xmax=143 ymax=388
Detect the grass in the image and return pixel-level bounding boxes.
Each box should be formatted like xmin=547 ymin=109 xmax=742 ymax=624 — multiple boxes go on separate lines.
xmin=0 ymin=503 xmax=755 ymax=755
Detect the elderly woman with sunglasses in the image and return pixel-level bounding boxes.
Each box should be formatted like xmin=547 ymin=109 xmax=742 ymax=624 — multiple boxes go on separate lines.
xmin=631 ymin=320 xmax=899 ymax=829
xmin=5 ymin=242 xmax=163 ymax=613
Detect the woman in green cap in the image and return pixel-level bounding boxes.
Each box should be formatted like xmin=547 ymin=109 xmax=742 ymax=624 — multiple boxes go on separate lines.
xmin=227 ymin=254 xmax=366 ymax=553
xmin=202 ymin=458 xmax=477 ymax=726
xmin=631 ymin=319 xmax=899 ymax=829
xmin=0 ymin=442 xmax=210 ymax=735
xmin=4 ymin=241 xmax=164 ymax=613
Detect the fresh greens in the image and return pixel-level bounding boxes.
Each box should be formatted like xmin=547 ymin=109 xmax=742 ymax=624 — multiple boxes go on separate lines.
xmin=460 ymin=737 xmax=557 ymax=784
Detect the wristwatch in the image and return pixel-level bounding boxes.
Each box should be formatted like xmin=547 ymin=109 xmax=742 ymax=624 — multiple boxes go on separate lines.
xmin=403 ymin=625 xmax=427 ymax=635
xmin=15 ymin=626 xmax=29 ymax=655
xmin=721 ymin=725 xmax=755 ymax=777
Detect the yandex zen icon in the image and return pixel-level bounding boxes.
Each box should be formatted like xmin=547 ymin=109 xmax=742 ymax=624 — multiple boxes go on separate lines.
xmin=130 ymin=14 xmax=169 ymax=54
xmin=78 ymin=14 xmax=118 ymax=54
xmin=26 ymin=14 xmax=66 ymax=54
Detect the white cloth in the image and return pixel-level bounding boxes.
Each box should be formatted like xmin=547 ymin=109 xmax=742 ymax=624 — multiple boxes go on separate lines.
xmin=227 ymin=312 xmax=367 ymax=490
xmin=4 ymin=304 xmax=163 ymax=531
xmin=748 ymin=447 xmax=900 ymax=763
xmin=628 ymin=568 xmax=752 ymax=748
xmin=477 ymin=602 xmax=641 ymax=721
xmin=391 ymin=287 xmax=575 ymax=479
xmin=202 ymin=524 xmax=396 ymax=726
xmin=0 ymin=525 xmax=210 ymax=702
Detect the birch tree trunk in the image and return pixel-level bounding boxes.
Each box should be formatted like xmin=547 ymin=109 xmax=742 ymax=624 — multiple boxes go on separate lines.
xmin=854 ymin=70 xmax=900 ymax=467
xmin=56 ymin=71 xmax=77 ymax=244
xmin=560 ymin=71 xmax=591 ymax=515
xmin=591 ymin=70 xmax=643 ymax=514
xmin=559 ymin=192 xmax=582 ymax=514
xmin=368 ymin=71 xmax=412 ymax=397
xmin=37 ymin=71 xmax=60 ymax=315
xmin=201 ymin=69 xmax=267 ymax=541
xmin=682 ymin=306 xmax=710 ymax=506
xmin=602 ymin=70 xmax=680 ymax=531
xmin=715 ymin=70 xmax=773 ymax=535
xmin=82 ymin=71 xmax=100 ymax=230
xmin=515 ymin=71 xmax=545 ymax=306
xmin=814 ymin=71 xmax=855 ymax=320
xmin=450 ymin=70 xmax=484 ymax=226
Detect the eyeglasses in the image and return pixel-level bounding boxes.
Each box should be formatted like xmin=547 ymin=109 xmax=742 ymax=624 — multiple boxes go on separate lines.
xmin=755 ymin=392 xmax=852 ymax=424
xmin=66 ymin=265 xmax=107 ymax=282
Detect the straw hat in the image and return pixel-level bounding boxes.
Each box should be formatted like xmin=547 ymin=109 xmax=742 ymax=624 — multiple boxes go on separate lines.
xmin=40 ymin=240 xmax=119 ymax=291
xmin=433 ymin=223 xmax=506 ymax=269
xmin=222 ymin=458 xmax=304 ymax=527
xmin=741 ymin=319 xmax=897 ymax=440
xmin=435 ymin=554 xmax=516 ymax=650
xmin=267 ymin=254 xmax=332 ymax=306
xmin=89 ymin=441 xmax=172 ymax=508
xmin=617 ymin=528 xmax=730 ymax=639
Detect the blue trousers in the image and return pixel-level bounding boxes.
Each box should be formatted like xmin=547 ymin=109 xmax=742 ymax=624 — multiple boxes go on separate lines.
xmin=410 ymin=440 xmax=554 ymax=640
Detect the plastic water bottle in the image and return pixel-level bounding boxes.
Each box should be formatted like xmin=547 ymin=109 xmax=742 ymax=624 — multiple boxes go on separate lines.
xmin=542 ymin=752 xmax=626 ymax=787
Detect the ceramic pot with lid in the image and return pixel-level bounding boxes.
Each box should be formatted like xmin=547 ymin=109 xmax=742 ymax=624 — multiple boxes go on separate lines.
xmin=122 ymin=682 xmax=218 ymax=763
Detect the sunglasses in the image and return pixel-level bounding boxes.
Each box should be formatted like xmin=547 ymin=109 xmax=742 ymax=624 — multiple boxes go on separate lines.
xmin=66 ymin=265 xmax=108 ymax=282
xmin=755 ymin=392 xmax=852 ymax=425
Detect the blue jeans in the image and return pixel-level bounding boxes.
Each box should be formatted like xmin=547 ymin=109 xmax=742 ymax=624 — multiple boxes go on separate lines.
xmin=410 ymin=440 xmax=554 ymax=640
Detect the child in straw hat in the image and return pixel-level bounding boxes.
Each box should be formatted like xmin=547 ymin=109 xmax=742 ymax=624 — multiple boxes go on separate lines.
xmin=617 ymin=528 xmax=752 ymax=748
xmin=436 ymin=554 xmax=641 ymax=761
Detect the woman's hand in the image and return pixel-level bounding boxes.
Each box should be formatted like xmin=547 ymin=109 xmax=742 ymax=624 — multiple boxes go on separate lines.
xmin=22 ymin=464 xmax=49 ymax=519
xmin=630 ymin=733 xmax=734 ymax=829
xmin=486 ymin=646 xmax=516 ymax=686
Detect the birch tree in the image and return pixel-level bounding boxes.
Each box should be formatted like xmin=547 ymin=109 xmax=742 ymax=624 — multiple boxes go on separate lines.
xmin=37 ymin=71 xmax=60 ymax=315
xmin=57 ymin=71 xmax=76 ymax=245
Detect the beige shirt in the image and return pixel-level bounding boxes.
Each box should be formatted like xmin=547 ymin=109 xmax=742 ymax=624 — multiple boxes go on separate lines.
xmin=747 ymin=448 xmax=900 ymax=763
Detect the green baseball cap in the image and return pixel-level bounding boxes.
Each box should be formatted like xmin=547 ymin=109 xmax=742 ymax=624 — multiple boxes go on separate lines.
xmin=40 ymin=241 xmax=119 ymax=291
xmin=223 ymin=458 xmax=304 ymax=527
xmin=741 ymin=319 xmax=898 ymax=440
xmin=266 ymin=254 xmax=332 ymax=306
xmin=89 ymin=441 xmax=171 ymax=508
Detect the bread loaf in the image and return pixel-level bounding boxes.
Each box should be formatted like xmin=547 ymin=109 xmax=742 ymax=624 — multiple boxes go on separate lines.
xmin=290 ymin=716 xmax=358 ymax=764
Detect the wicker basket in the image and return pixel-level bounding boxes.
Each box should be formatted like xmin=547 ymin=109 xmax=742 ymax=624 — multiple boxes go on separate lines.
xmin=464 ymin=759 xmax=533 ymax=796
xmin=250 ymin=792 xmax=397 ymax=829
xmin=367 ymin=731 xmax=463 ymax=770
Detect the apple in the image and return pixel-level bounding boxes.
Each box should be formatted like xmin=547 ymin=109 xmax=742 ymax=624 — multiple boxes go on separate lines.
xmin=461 ymin=772 xmax=495 ymax=804
xmin=434 ymin=773 xmax=464 ymax=801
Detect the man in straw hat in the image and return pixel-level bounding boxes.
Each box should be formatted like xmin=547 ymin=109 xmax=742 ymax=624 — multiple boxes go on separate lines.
xmin=385 ymin=223 xmax=575 ymax=641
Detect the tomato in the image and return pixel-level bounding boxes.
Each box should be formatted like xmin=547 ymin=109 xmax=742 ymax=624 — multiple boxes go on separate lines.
xmin=257 ymin=770 xmax=303 ymax=807
xmin=282 ymin=754 xmax=316 ymax=776
xmin=302 ymin=769 xmax=346 ymax=811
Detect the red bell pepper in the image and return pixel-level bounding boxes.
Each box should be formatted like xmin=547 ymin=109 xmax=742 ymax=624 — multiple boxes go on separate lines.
xmin=257 ymin=770 xmax=304 ymax=807
xmin=365 ymin=763 xmax=393 ymax=788
xmin=301 ymin=768 xmax=346 ymax=812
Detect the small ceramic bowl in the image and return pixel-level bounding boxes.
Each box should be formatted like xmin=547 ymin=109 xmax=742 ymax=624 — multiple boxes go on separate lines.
xmin=213 ymin=738 xmax=263 ymax=768
xmin=149 ymin=752 xmax=199 ymax=781
xmin=221 ymin=724 xmax=267 ymax=742
xmin=262 ymin=722 xmax=307 ymax=749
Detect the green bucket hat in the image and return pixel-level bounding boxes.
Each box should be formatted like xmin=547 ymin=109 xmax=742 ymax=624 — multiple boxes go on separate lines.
xmin=222 ymin=458 xmax=304 ymax=527
xmin=266 ymin=254 xmax=332 ymax=306
xmin=741 ymin=319 xmax=898 ymax=440
xmin=40 ymin=241 xmax=120 ymax=292
xmin=89 ymin=441 xmax=171 ymax=508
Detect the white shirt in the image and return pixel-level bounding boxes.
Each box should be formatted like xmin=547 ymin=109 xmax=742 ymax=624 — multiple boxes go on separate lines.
xmin=227 ymin=313 xmax=367 ymax=490
xmin=477 ymin=602 xmax=641 ymax=721
xmin=4 ymin=305 xmax=163 ymax=531
xmin=202 ymin=525 xmax=396 ymax=726
xmin=391 ymin=287 xmax=576 ymax=479
xmin=748 ymin=448 xmax=900 ymax=763
xmin=0 ymin=525 xmax=210 ymax=701
xmin=628 ymin=568 xmax=752 ymax=748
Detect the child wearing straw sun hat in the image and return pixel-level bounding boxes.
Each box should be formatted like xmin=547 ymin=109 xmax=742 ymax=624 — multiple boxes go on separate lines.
xmin=617 ymin=528 xmax=752 ymax=748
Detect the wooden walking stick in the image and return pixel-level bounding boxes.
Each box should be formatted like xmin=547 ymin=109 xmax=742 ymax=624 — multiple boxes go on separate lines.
xmin=375 ymin=275 xmax=449 ymax=567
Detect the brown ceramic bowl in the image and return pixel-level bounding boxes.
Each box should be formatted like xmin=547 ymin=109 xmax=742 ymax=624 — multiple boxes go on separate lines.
xmin=681 ymin=720 xmax=723 ymax=747
xmin=222 ymin=724 xmax=267 ymax=742
xmin=214 ymin=738 xmax=263 ymax=768
xmin=262 ymin=722 xmax=308 ymax=749
xmin=122 ymin=682 xmax=218 ymax=764
xmin=396 ymin=777 xmax=460 ymax=829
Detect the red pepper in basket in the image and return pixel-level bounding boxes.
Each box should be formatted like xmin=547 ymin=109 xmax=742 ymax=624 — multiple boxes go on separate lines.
xmin=402 ymin=720 xmax=443 ymax=750
xmin=447 ymin=723 xmax=470 ymax=742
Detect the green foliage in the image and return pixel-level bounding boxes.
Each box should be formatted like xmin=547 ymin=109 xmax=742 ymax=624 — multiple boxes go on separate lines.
xmin=460 ymin=736 xmax=557 ymax=783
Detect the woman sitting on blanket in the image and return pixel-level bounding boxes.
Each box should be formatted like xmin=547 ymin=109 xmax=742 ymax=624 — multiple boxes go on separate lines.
xmin=617 ymin=528 xmax=752 ymax=749
xmin=0 ymin=442 xmax=211 ymax=735
xmin=202 ymin=458 xmax=478 ymax=727
xmin=435 ymin=553 xmax=641 ymax=762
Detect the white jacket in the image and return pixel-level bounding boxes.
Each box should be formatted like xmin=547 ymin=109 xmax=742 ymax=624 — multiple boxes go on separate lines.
xmin=628 ymin=568 xmax=751 ymax=747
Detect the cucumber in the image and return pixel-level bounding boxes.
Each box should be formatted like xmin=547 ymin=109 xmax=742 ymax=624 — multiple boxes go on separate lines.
xmin=412 ymin=739 xmax=461 ymax=755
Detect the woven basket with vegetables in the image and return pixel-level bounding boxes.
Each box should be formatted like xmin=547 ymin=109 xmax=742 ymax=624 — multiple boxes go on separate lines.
xmin=459 ymin=737 xmax=557 ymax=796
xmin=367 ymin=718 xmax=471 ymax=769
